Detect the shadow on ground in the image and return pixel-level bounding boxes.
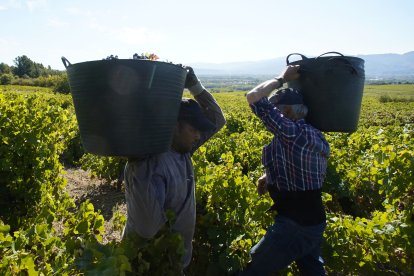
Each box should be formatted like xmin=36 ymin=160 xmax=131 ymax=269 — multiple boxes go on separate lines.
xmin=76 ymin=182 xmax=125 ymax=220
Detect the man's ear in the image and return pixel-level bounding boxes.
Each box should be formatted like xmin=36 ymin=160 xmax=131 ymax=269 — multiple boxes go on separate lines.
xmin=279 ymin=105 xmax=295 ymax=120
xmin=277 ymin=105 xmax=289 ymax=115
xmin=285 ymin=106 xmax=294 ymax=118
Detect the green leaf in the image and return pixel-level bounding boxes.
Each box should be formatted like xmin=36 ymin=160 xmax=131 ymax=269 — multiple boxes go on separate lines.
xmin=75 ymin=220 xmax=90 ymax=234
xmin=0 ymin=224 xmax=10 ymax=233
xmin=21 ymin=256 xmax=38 ymax=276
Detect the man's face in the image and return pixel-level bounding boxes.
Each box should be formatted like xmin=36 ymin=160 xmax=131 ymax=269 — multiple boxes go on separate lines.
xmin=171 ymin=121 xmax=201 ymax=153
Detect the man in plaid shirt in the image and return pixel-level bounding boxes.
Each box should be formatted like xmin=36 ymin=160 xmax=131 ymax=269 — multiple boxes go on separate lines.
xmin=241 ymin=65 xmax=330 ymax=275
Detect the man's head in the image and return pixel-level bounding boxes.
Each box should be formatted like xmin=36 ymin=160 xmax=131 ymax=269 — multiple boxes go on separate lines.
xmin=172 ymin=98 xmax=215 ymax=153
xmin=268 ymin=88 xmax=308 ymax=121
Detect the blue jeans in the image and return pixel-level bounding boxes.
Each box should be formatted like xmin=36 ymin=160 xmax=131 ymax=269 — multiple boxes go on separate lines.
xmin=240 ymin=216 xmax=326 ymax=276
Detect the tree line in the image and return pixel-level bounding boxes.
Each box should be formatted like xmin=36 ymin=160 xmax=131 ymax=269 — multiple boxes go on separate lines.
xmin=0 ymin=55 xmax=61 ymax=78
xmin=0 ymin=55 xmax=69 ymax=93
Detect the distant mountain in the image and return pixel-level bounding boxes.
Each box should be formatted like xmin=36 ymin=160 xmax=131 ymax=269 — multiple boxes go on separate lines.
xmin=193 ymin=57 xmax=286 ymax=76
xmin=358 ymin=51 xmax=414 ymax=77
xmin=192 ymin=52 xmax=414 ymax=79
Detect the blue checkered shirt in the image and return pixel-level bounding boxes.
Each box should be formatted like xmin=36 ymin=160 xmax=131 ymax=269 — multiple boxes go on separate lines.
xmin=251 ymin=98 xmax=330 ymax=192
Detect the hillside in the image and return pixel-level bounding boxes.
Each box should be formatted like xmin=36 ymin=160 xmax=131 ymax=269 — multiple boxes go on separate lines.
xmin=192 ymin=51 xmax=414 ymax=80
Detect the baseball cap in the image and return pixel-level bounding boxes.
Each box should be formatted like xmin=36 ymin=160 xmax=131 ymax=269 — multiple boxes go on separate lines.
xmin=178 ymin=98 xmax=216 ymax=132
xmin=269 ymin=88 xmax=304 ymax=105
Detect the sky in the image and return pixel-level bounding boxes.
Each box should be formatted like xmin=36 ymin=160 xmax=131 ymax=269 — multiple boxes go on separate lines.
xmin=1 ymin=0 xmax=413 ymax=70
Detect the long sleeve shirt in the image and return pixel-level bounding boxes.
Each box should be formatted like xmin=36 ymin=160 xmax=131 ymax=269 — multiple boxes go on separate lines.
xmin=123 ymin=91 xmax=225 ymax=267
xmin=250 ymin=97 xmax=330 ymax=225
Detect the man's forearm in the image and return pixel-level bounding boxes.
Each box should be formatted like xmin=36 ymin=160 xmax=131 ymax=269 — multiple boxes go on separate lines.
xmin=246 ymin=65 xmax=301 ymax=105
xmin=246 ymin=78 xmax=283 ymax=105
xmin=194 ymin=90 xmax=226 ymax=130
xmin=191 ymin=90 xmax=226 ymax=152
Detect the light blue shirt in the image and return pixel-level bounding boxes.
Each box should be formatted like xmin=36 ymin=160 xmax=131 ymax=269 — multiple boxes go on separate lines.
xmin=124 ymin=150 xmax=195 ymax=266
xmin=123 ymin=91 xmax=226 ymax=267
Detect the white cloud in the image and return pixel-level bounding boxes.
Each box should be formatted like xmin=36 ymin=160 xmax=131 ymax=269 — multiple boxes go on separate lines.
xmin=0 ymin=0 xmax=22 ymax=10
xmin=88 ymin=17 xmax=111 ymax=33
xmin=85 ymin=18 xmax=166 ymax=45
xmin=115 ymin=27 xmax=166 ymax=45
xmin=61 ymin=7 xmax=166 ymax=46
xmin=65 ymin=8 xmax=111 ymax=33
xmin=0 ymin=37 xmax=19 ymax=48
xmin=47 ymin=17 xmax=67 ymax=27
xmin=0 ymin=37 xmax=23 ymax=65
xmin=65 ymin=7 xmax=93 ymax=17
xmin=26 ymin=0 xmax=48 ymax=12
xmin=0 ymin=0 xmax=48 ymax=11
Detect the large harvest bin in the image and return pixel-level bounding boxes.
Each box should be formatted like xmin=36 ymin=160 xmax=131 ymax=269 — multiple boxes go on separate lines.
xmin=286 ymin=52 xmax=365 ymax=132
xmin=62 ymin=57 xmax=187 ymax=157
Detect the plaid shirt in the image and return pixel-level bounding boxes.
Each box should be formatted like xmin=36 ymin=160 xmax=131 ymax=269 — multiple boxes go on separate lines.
xmin=251 ymin=97 xmax=330 ymax=192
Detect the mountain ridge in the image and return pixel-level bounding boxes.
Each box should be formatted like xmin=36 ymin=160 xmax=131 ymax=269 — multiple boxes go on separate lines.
xmin=192 ymin=52 xmax=414 ymax=78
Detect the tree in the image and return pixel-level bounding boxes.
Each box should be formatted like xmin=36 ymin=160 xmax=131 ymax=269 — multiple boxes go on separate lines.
xmin=53 ymin=74 xmax=71 ymax=94
xmin=31 ymin=63 xmax=44 ymax=78
xmin=0 ymin=74 xmax=13 ymax=85
xmin=0 ymin=63 xmax=11 ymax=74
xmin=13 ymin=55 xmax=34 ymax=77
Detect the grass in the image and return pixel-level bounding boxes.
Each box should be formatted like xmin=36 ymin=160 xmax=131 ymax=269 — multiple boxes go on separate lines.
xmin=1 ymin=84 xmax=53 ymax=94
xmin=3 ymin=83 xmax=414 ymax=101
xmin=363 ymin=84 xmax=414 ymax=97
xmin=378 ymin=94 xmax=414 ymax=103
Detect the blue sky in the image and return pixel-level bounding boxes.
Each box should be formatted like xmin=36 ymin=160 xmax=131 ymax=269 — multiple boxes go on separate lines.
xmin=1 ymin=0 xmax=413 ymax=70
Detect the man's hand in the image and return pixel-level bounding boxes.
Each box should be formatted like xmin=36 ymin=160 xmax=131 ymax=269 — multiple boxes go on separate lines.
xmin=257 ymin=174 xmax=268 ymax=196
xmin=184 ymin=66 xmax=198 ymax=88
xmin=184 ymin=66 xmax=205 ymax=96
xmin=278 ymin=65 xmax=301 ymax=82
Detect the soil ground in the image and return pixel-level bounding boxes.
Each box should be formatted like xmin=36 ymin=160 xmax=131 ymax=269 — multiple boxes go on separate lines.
xmin=63 ymin=168 xmax=127 ymax=243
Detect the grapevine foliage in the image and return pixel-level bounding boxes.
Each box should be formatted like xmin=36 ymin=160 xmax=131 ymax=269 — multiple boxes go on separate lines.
xmin=1 ymin=85 xmax=413 ymax=274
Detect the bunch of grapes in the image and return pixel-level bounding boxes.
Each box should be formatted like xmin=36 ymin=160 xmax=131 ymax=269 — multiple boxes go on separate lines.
xmin=103 ymin=55 xmax=118 ymax=60
xmin=132 ymin=53 xmax=159 ymax=61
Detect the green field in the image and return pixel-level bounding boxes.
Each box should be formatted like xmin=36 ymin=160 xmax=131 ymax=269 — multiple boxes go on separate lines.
xmin=363 ymin=84 xmax=414 ymax=96
xmin=3 ymin=82 xmax=414 ymax=96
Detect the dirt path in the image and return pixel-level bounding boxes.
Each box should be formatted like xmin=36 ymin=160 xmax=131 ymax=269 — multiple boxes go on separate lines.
xmin=63 ymin=168 xmax=127 ymax=243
